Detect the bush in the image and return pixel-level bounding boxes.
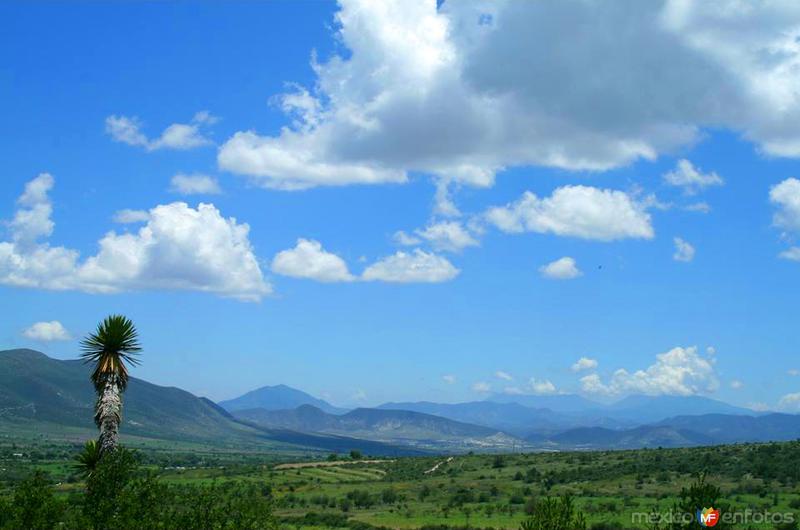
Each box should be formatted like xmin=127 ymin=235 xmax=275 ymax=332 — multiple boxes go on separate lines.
xmin=83 ymin=447 xmax=139 ymax=529
xmin=519 ymin=495 xmax=586 ymax=530
xmin=0 ymin=446 xmax=277 ymax=530
xmin=2 ymin=471 xmax=64 ymax=530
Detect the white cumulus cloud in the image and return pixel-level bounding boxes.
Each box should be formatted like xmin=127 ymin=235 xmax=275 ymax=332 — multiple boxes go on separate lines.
xmin=486 ymin=186 xmax=653 ymax=241
xmin=769 ymin=178 xmax=800 ymax=258
xmin=362 ymin=249 xmax=459 ymax=283
xmin=271 ymin=239 xmax=354 ymax=283
xmin=771 ymin=178 xmax=800 ymax=233
xmin=780 ymin=247 xmax=800 ymax=261
xmin=539 ymin=256 xmax=582 ymax=280
xmin=22 ymin=321 xmax=71 ymax=341
xmin=580 ymin=346 xmax=718 ymax=396
xmin=397 ymin=221 xmax=479 ymax=253
xmin=219 ymin=1 xmax=800 ymax=192
xmin=495 ymin=370 xmax=513 ymax=381
xmin=1 ymin=175 xmax=270 ymax=301
xmin=442 ymin=374 xmax=456 ymax=384
xmin=9 ymin=173 xmax=55 ymax=248
xmin=778 ymin=392 xmax=800 ymax=412
xmin=571 ymin=357 xmax=599 ymax=372
xmin=529 ymin=378 xmax=557 ymax=395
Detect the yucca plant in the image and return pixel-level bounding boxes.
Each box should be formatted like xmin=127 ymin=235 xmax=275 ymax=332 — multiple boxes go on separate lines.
xmin=74 ymin=439 xmax=101 ymax=478
xmin=81 ymin=315 xmax=141 ymax=456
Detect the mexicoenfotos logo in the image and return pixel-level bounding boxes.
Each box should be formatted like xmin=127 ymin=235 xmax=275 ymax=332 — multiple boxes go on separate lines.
xmin=697 ymin=507 xmax=720 ymax=527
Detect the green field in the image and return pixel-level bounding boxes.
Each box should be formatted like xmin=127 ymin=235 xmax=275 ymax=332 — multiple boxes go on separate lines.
xmin=2 ymin=436 xmax=799 ymax=529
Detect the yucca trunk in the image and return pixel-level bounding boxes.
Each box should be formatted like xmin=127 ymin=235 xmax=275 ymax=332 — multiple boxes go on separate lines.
xmin=95 ymin=374 xmax=122 ymax=455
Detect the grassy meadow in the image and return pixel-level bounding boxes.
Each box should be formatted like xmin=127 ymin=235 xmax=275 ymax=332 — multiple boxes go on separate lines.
xmin=2 ymin=436 xmax=799 ymax=529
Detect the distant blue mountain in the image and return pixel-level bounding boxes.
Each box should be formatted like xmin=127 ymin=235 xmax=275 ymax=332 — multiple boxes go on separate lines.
xmin=485 ymin=392 xmax=756 ymax=425
xmin=235 ymin=404 xmax=500 ymax=439
xmin=532 ymin=412 xmax=800 ymax=450
xmin=377 ymin=400 xmax=566 ymax=435
xmin=486 ymin=393 xmax=601 ymax=413
xmin=655 ymin=413 xmax=800 ymax=444
xmin=218 ymin=384 xmax=346 ymax=414
xmin=543 ymin=425 xmax=715 ymax=450
xmin=604 ymin=394 xmax=754 ymax=423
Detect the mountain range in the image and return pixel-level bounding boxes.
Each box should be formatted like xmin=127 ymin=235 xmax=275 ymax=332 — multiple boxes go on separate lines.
xmin=0 ymin=349 xmax=422 ymax=456
xmin=3 ymin=348 xmax=799 ymax=454
xmin=232 ymin=405 xmax=521 ymax=451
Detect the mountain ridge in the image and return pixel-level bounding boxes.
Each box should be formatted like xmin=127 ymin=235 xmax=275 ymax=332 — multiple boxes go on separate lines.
xmin=219 ymin=384 xmax=347 ymax=414
xmin=0 ymin=349 xmax=421 ymax=456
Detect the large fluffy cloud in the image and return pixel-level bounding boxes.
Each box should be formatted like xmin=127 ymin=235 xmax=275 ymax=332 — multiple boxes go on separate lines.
xmin=580 ymin=346 xmax=718 ymax=396
xmin=1 ymin=175 xmax=270 ymax=301
xmin=485 ymin=186 xmax=653 ymax=241
xmin=218 ymin=0 xmax=800 ymax=190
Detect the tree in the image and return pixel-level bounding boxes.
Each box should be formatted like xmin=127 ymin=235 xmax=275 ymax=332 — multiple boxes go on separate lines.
xmin=81 ymin=314 xmax=141 ymax=456
xmin=84 ymin=448 xmax=139 ymax=530
xmin=5 ymin=471 xmax=64 ymax=530
xmin=666 ymin=473 xmax=732 ymax=530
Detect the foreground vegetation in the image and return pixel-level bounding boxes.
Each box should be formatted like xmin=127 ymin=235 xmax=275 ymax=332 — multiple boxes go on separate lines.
xmin=2 ymin=438 xmax=800 ymax=529
xmin=3 ymin=317 xmax=796 ymax=528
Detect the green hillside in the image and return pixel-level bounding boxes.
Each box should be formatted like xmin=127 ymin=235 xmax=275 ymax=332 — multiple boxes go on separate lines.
xmin=0 ymin=349 xmax=422 ymax=456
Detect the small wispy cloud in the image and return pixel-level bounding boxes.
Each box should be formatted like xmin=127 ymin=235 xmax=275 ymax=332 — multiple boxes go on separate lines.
xmin=170 ymin=173 xmax=222 ymax=195
xmin=663 ymin=159 xmax=723 ymax=194
xmin=106 ymin=111 xmax=217 ymax=151
xmin=571 ymin=357 xmax=598 ymax=372
xmin=472 ymin=381 xmax=491 ymax=393
xmin=113 ymin=209 xmax=149 ymax=224
xmin=673 ymin=237 xmax=695 ymax=262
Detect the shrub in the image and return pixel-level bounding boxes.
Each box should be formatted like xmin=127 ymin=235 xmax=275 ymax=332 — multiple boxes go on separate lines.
xmin=2 ymin=472 xmax=64 ymax=530
xmin=519 ymin=495 xmax=586 ymax=530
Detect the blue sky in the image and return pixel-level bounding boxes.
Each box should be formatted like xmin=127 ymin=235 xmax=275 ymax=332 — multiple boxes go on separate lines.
xmin=2 ymin=1 xmax=799 ymax=410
